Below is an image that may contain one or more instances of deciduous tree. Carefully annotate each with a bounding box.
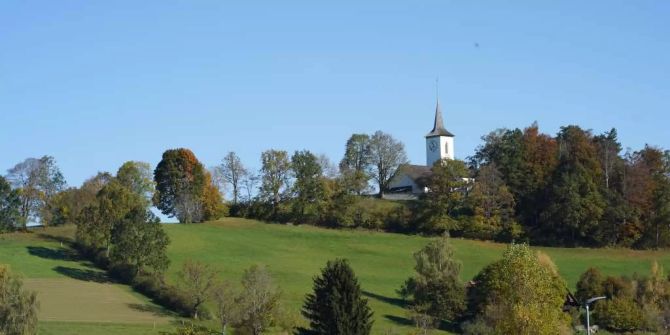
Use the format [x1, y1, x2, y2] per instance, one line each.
[154, 149, 208, 223]
[6, 156, 66, 228]
[291, 150, 324, 223]
[211, 280, 238, 335]
[467, 163, 517, 240]
[368, 131, 408, 197]
[220, 152, 247, 204]
[116, 161, 154, 205]
[0, 265, 39, 335]
[259, 150, 291, 217]
[540, 126, 605, 246]
[424, 159, 469, 232]
[466, 244, 570, 334]
[339, 134, 372, 195]
[0, 176, 21, 232]
[236, 265, 281, 335]
[178, 260, 217, 320]
[111, 208, 170, 276]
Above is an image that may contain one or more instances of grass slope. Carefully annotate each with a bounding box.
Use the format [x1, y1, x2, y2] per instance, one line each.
[0, 228, 174, 335]
[164, 218, 670, 334]
[3, 219, 668, 334]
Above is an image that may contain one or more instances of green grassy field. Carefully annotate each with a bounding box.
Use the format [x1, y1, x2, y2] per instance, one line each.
[0, 229, 175, 335]
[162, 218, 670, 334]
[2, 218, 669, 334]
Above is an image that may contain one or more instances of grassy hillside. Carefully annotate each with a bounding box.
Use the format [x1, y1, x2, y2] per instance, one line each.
[0, 228, 174, 335]
[163, 218, 670, 334]
[2, 218, 669, 334]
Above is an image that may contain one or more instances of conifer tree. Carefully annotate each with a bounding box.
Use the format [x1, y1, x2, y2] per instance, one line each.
[302, 259, 374, 335]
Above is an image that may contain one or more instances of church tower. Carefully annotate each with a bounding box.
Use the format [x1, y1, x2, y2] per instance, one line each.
[425, 99, 454, 166]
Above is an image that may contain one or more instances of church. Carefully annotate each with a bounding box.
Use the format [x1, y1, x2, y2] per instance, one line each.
[386, 99, 455, 197]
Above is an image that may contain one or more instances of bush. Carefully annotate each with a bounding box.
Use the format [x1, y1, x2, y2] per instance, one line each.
[153, 284, 198, 317]
[133, 274, 161, 296]
[602, 276, 634, 299]
[576, 267, 605, 303]
[595, 297, 644, 332]
[108, 262, 137, 283]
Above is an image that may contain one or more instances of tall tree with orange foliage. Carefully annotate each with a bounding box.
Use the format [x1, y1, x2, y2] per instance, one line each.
[154, 148, 223, 223]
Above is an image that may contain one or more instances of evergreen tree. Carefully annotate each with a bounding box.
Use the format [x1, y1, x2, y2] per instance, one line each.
[400, 235, 465, 325]
[302, 259, 374, 335]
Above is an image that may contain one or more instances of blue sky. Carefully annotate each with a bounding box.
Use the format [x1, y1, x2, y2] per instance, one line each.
[2, 1, 669, 190]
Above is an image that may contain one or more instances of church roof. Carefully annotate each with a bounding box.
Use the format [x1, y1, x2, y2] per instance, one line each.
[394, 164, 432, 187]
[425, 100, 454, 138]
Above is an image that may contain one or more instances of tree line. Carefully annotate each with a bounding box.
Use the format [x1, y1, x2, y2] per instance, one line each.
[223, 124, 669, 249]
[2, 123, 668, 250]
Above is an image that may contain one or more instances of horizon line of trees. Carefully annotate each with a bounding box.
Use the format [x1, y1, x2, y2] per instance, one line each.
[2, 123, 669, 249]
[225, 123, 669, 249]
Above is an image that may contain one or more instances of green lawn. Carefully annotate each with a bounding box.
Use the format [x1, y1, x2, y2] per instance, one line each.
[163, 218, 670, 334]
[3, 219, 669, 334]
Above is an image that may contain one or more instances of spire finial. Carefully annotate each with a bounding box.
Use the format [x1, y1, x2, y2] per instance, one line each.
[435, 76, 439, 103]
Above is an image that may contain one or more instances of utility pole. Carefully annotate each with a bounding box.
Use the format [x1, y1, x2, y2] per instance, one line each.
[584, 296, 606, 335]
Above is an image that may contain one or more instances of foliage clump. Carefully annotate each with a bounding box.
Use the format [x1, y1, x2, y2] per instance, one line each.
[463, 244, 571, 335]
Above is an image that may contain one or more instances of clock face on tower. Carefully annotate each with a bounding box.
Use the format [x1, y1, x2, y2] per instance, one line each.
[429, 140, 437, 152]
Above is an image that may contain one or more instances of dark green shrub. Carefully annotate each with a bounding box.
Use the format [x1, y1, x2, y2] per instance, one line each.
[133, 274, 160, 296]
[576, 267, 605, 303]
[108, 262, 137, 283]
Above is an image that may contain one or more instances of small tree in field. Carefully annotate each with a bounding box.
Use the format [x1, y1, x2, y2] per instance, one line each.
[302, 259, 374, 335]
[178, 260, 217, 320]
[0, 265, 39, 335]
[466, 244, 571, 334]
[236, 265, 281, 335]
[400, 234, 465, 329]
[211, 279, 238, 335]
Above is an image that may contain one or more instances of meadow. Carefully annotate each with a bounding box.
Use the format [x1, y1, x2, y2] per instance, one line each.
[162, 218, 670, 334]
[1, 218, 669, 334]
[0, 228, 174, 335]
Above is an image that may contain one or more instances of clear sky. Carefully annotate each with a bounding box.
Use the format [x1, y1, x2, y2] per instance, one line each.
[2, 1, 669, 190]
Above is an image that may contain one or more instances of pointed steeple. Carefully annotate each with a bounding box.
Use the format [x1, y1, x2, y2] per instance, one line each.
[425, 99, 454, 138]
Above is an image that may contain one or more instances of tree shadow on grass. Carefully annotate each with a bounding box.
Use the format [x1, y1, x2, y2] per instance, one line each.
[35, 232, 74, 245]
[127, 303, 178, 318]
[384, 314, 414, 326]
[27, 246, 79, 261]
[53, 266, 111, 283]
[362, 290, 407, 308]
[385, 314, 460, 333]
